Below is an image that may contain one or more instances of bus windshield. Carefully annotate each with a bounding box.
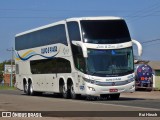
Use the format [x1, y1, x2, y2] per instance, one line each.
[81, 20, 131, 44]
[86, 47, 134, 77]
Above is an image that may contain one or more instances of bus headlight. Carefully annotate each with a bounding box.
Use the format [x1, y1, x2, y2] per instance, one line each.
[88, 86, 95, 91]
[83, 77, 96, 84]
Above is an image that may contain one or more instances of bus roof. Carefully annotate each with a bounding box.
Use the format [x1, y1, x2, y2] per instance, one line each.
[16, 16, 123, 37]
[66, 16, 122, 21]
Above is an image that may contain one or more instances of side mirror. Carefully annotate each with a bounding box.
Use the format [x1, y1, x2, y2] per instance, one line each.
[72, 41, 88, 57]
[132, 39, 143, 57]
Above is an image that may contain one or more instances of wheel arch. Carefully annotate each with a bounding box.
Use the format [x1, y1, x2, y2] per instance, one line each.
[67, 77, 78, 93]
[59, 77, 65, 86]
[28, 78, 32, 84]
[67, 78, 73, 87]
[23, 77, 28, 86]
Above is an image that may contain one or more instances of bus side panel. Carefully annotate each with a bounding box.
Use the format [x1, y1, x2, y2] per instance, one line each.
[44, 74, 58, 92]
[15, 74, 24, 90]
[15, 61, 31, 90]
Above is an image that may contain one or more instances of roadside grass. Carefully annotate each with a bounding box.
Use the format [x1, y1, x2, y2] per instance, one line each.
[0, 85, 16, 90]
[155, 79, 160, 91]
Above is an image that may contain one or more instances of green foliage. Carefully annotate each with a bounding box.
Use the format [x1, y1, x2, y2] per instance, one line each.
[0, 86, 16, 90]
[155, 77, 160, 90]
[156, 70, 160, 76]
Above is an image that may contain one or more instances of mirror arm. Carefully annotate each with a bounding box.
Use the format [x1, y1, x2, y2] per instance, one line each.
[132, 39, 143, 57]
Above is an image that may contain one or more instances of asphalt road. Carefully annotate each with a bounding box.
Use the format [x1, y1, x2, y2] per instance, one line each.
[0, 89, 160, 110]
[0, 89, 160, 120]
[94, 95, 160, 110]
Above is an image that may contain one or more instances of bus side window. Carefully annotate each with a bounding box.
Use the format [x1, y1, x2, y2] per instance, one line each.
[67, 21, 81, 41]
[73, 46, 86, 73]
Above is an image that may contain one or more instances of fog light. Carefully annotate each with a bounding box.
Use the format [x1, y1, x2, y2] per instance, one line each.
[130, 85, 135, 89]
[88, 86, 95, 91]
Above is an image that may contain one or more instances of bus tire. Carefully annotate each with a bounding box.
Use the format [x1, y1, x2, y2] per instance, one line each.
[70, 83, 81, 99]
[28, 82, 35, 96]
[110, 93, 120, 100]
[60, 83, 69, 99]
[24, 82, 29, 95]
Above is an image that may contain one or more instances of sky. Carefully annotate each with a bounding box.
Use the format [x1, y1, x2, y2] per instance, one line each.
[0, 0, 160, 62]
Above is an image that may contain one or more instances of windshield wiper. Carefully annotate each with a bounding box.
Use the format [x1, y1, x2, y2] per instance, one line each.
[106, 74, 118, 77]
[90, 71, 97, 75]
[87, 70, 97, 75]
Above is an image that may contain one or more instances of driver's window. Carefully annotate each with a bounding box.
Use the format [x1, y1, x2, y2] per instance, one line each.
[77, 55, 86, 72]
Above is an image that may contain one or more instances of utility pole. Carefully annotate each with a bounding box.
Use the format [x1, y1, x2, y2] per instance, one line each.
[7, 47, 14, 87]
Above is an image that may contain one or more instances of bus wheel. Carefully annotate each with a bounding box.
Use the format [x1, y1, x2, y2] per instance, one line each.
[24, 82, 29, 95]
[61, 84, 69, 99]
[29, 82, 34, 96]
[70, 83, 81, 99]
[110, 93, 120, 100]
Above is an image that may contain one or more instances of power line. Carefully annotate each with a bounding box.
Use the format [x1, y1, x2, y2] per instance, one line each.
[125, 14, 160, 18]
[143, 42, 160, 47]
[126, 0, 160, 22]
[1, 14, 160, 19]
[0, 16, 65, 19]
[141, 39, 160, 44]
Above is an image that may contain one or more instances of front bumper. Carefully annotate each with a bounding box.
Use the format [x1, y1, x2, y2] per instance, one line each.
[85, 81, 135, 96]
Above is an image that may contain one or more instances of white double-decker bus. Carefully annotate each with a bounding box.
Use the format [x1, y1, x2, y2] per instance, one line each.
[15, 17, 142, 100]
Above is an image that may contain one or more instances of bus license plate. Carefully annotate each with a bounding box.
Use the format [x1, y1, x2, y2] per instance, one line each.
[109, 89, 118, 92]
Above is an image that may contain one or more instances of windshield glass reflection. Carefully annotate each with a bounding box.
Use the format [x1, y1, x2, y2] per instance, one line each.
[86, 47, 134, 77]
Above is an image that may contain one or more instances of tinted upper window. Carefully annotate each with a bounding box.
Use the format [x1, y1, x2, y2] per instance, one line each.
[67, 22, 81, 41]
[15, 24, 67, 50]
[80, 20, 131, 44]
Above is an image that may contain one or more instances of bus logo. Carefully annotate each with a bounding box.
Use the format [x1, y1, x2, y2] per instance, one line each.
[41, 46, 57, 54]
